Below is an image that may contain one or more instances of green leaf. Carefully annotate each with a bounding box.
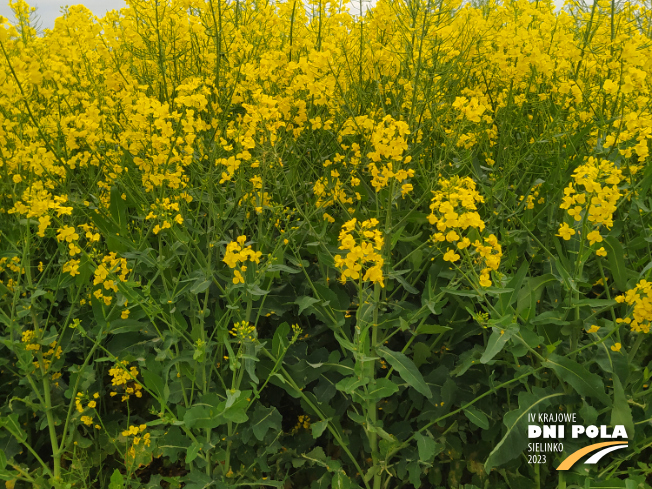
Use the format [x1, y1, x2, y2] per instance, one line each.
[407, 459, 422, 488]
[0, 415, 26, 442]
[580, 399, 598, 425]
[109, 469, 124, 489]
[496, 261, 529, 314]
[243, 480, 285, 488]
[485, 389, 564, 472]
[416, 324, 451, 335]
[603, 236, 628, 292]
[331, 471, 351, 489]
[295, 296, 320, 315]
[189, 279, 212, 294]
[413, 432, 439, 463]
[376, 346, 431, 398]
[336, 376, 368, 394]
[463, 406, 489, 430]
[543, 354, 612, 406]
[611, 375, 634, 440]
[142, 369, 167, 403]
[390, 270, 419, 294]
[251, 405, 282, 441]
[311, 419, 330, 439]
[572, 298, 617, 307]
[412, 342, 431, 368]
[365, 378, 399, 401]
[441, 287, 481, 297]
[272, 322, 290, 358]
[109, 186, 128, 235]
[516, 274, 557, 320]
[480, 326, 517, 364]
[183, 405, 222, 430]
[223, 390, 249, 423]
[186, 442, 201, 464]
[267, 264, 300, 274]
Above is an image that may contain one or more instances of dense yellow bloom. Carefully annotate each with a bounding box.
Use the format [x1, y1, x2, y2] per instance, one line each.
[558, 158, 623, 253]
[109, 361, 143, 401]
[222, 235, 263, 285]
[334, 219, 385, 287]
[428, 177, 500, 287]
[616, 281, 652, 334]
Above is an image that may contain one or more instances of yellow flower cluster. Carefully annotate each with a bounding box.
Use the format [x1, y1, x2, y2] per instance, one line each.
[451, 96, 489, 123]
[557, 158, 623, 256]
[368, 161, 415, 195]
[239, 174, 274, 216]
[0, 256, 23, 274]
[56, 225, 81, 256]
[109, 361, 143, 402]
[333, 218, 385, 287]
[230, 321, 257, 342]
[427, 176, 501, 287]
[8, 182, 72, 238]
[145, 195, 191, 235]
[37, 341, 63, 372]
[21, 329, 42, 351]
[313, 173, 355, 209]
[427, 176, 486, 234]
[222, 235, 263, 285]
[75, 392, 99, 413]
[291, 415, 311, 433]
[122, 424, 151, 447]
[616, 280, 652, 334]
[92, 253, 131, 306]
[0, 256, 24, 292]
[519, 183, 545, 210]
[21, 329, 62, 371]
[80, 415, 95, 427]
[366, 117, 414, 193]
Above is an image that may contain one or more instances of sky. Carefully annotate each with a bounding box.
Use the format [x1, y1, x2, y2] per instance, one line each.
[0, 0, 127, 30]
[0, 0, 565, 32]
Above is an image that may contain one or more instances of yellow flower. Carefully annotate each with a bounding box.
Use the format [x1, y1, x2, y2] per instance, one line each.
[479, 273, 492, 287]
[596, 247, 607, 257]
[556, 223, 575, 241]
[611, 343, 622, 352]
[443, 249, 460, 262]
[233, 270, 245, 284]
[586, 325, 600, 333]
[587, 230, 603, 246]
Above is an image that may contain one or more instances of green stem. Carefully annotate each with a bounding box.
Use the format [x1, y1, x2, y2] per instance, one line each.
[38, 356, 61, 482]
[369, 283, 381, 489]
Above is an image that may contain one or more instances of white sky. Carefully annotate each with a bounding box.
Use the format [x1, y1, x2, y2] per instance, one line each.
[0, 0, 127, 30]
[0, 0, 565, 32]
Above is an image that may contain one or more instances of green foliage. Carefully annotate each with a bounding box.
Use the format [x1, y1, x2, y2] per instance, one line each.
[0, 0, 652, 487]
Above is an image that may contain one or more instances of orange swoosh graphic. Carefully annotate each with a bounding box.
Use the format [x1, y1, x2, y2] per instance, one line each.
[557, 442, 628, 470]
